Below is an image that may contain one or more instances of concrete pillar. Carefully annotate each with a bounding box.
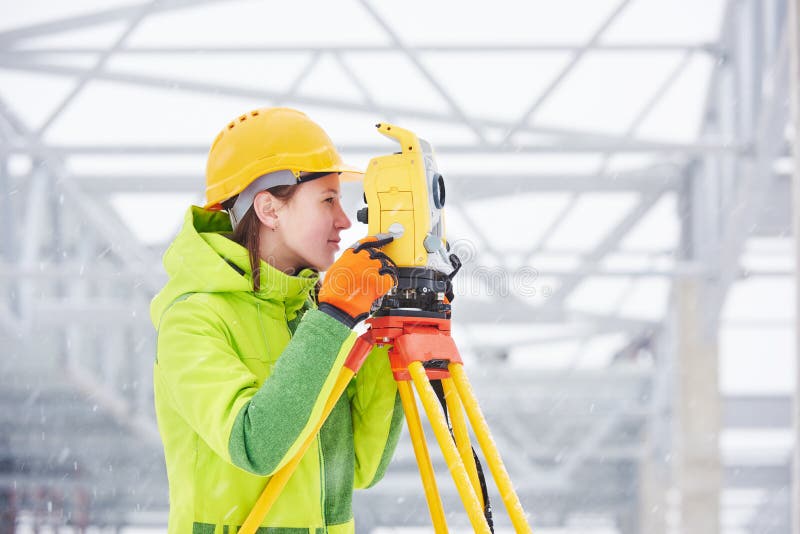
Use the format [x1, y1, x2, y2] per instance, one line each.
[639, 448, 667, 534]
[640, 324, 674, 534]
[673, 278, 722, 534]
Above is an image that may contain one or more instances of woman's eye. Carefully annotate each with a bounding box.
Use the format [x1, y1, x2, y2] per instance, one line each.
[325, 197, 335, 204]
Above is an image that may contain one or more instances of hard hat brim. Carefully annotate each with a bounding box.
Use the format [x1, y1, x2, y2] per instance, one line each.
[203, 164, 364, 211]
[339, 165, 365, 182]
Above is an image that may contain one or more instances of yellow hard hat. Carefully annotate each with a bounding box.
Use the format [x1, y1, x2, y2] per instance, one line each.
[204, 107, 362, 210]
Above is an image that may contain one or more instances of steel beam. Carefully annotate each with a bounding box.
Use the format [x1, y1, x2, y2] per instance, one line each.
[356, 0, 487, 143]
[501, 0, 633, 143]
[534, 187, 668, 319]
[0, 0, 226, 46]
[2, 44, 722, 55]
[789, 1, 800, 533]
[274, 50, 322, 107]
[33, 2, 156, 137]
[0, 97, 162, 290]
[11, 169, 681, 196]
[597, 51, 694, 174]
[332, 52, 397, 122]
[724, 396, 793, 429]
[2, 140, 737, 155]
[712, 26, 790, 318]
[0, 57, 744, 154]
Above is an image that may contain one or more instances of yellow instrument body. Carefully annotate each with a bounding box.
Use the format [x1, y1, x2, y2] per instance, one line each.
[363, 123, 451, 272]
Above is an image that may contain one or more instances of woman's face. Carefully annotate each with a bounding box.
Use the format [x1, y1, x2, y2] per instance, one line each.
[270, 173, 352, 272]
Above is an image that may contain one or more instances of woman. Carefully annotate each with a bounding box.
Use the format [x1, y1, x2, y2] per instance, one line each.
[150, 107, 404, 533]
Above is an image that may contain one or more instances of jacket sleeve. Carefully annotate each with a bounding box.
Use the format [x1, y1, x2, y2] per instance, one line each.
[349, 344, 404, 489]
[155, 298, 357, 476]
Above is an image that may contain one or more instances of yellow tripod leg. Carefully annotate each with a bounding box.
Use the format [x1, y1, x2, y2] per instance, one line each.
[441, 377, 484, 510]
[397, 380, 448, 534]
[449, 363, 533, 534]
[408, 361, 491, 534]
[239, 368, 355, 534]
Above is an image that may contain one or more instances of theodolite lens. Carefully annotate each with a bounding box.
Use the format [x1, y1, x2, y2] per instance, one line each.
[433, 173, 445, 209]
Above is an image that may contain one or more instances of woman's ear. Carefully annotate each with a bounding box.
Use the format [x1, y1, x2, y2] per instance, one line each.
[252, 191, 280, 230]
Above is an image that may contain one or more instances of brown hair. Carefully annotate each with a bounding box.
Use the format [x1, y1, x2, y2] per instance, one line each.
[225, 185, 298, 292]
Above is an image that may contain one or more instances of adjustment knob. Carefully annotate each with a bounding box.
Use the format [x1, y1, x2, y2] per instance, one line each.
[356, 207, 369, 224]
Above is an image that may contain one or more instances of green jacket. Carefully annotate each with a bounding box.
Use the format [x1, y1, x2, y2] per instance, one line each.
[151, 207, 403, 534]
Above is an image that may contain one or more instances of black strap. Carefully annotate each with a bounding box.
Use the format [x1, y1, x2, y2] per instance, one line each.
[317, 302, 358, 329]
[297, 171, 332, 183]
[225, 259, 246, 276]
[429, 379, 494, 533]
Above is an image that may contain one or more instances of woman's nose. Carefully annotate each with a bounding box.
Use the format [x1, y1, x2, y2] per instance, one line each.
[337, 205, 352, 230]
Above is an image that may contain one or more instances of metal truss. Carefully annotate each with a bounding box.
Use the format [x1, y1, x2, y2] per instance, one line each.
[0, 0, 794, 532]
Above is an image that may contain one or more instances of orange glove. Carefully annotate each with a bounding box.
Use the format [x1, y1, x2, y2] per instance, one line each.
[318, 234, 399, 327]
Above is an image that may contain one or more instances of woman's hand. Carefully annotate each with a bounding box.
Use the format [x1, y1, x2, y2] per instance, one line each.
[317, 234, 399, 327]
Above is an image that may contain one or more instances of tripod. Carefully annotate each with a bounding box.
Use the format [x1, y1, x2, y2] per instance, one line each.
[240, 278, 533, 534]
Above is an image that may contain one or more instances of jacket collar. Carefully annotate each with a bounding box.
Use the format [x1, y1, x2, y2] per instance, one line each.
[201, 231, 318, 318]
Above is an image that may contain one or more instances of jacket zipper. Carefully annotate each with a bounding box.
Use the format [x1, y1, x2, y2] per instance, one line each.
[317, 437, 327, 533]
